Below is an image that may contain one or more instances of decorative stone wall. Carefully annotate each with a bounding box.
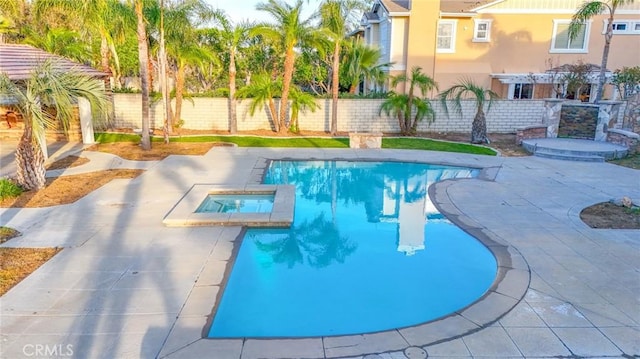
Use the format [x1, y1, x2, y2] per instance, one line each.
[516, 125, 547, 145]
[558, 103, 599, 140]
[621, 93, 640, 133]
[349, 132, 383, 148]
[597, 101, 623, 141]
[542, 99, 564, 138]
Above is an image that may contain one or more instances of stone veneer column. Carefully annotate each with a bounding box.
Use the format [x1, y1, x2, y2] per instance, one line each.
[596, 101, 623, 141]
[622, 93, 640, 132]
[543, 98, 564, 138]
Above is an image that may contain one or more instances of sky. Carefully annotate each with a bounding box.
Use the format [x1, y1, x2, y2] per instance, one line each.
[205, 0, 323, 23]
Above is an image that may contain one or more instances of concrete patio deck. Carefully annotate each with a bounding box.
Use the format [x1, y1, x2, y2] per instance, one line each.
[0, 146, 638, 358]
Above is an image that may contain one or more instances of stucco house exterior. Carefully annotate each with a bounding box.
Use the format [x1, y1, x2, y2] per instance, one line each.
[359, 0, 640, 101]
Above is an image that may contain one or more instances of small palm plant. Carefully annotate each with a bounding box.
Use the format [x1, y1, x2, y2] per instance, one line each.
[379, 67, 437, 135]
[235, 72, 282, 132]
[288, 87, 319, 133]
[0, 61, 109, 190]
[439, 79, 499, 144]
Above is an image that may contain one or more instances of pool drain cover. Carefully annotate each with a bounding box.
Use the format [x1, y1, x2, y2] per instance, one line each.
[404, 346, 428, 359]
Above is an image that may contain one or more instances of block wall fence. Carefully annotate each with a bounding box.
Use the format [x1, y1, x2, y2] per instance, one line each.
[111, 94, 622, 134]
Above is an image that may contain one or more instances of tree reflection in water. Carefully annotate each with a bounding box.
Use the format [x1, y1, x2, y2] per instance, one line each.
[252, 213, 356, 269]
[256, 161, 439, 267]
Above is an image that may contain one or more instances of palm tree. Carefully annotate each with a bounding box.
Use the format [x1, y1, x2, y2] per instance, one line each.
[235, 72, 283, 132]
[288, 86, 319, 133]
[254, 0, 323, 133]
[151, 0, 214, 139]
[341, 38, 390, 94]
[384, 66, 437, 135]
[320, 0, 342, 135]
[132, 0, 151, 150]
[319, 0, 371, 134]
[569, 0, 635, 102]
[33, 0, 132, 87]
[380, 93, 435, 135]
[439, 79, 499, 144]
[212, 14, 253, 134]
[24, 28, 90, 62]
[0, 0, 29, 43]
[0, 62, 109, 190]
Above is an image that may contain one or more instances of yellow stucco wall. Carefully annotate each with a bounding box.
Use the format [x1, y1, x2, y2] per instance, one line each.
[392, 0, 640, 98]
[405, 0, 441, 96]
[390, 17, 409, 72]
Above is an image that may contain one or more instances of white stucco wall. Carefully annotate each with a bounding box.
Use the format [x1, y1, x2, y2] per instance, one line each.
[113, 94, 554, 134]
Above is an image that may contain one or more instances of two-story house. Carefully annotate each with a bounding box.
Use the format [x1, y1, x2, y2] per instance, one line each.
[360, 0, 640, 101]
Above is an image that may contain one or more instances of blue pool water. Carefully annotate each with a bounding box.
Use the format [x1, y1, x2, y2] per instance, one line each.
[196, 194, 274, 213]
[208, 161, 497, 338]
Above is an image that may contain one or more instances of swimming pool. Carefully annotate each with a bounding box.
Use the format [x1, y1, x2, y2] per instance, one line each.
[208, 160, 497, 338]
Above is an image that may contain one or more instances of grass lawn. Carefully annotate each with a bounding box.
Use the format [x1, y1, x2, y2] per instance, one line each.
[95, 133, 497, 155]
[382, 137, 496, 155]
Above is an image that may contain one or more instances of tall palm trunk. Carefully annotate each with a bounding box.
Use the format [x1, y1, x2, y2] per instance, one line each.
[596, 15, 614, 102]
[330, 41, 340, 135]
[398, 112, 406, 134]
[268, 98, 280, 132]
[159, 4, 171, 142]
[471, 109, 488, 144]
[100, 33, 111, 86]
[100, 32, 116, 124]
[228, 49, 237, 134]
[135, 0, 151, 150]
[174, 64, 186, 130]
[279, 48, 295, 133]
[15, 119, 46, 190]
[406, 90, 414, 134]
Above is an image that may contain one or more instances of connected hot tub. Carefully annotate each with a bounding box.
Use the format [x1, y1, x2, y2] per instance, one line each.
[163, 184, 295, 228]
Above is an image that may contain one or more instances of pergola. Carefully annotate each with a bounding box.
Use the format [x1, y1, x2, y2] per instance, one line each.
[491, 64, 612, 85]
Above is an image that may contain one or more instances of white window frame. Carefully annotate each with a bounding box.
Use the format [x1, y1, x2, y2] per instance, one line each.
[436, 20, 457, 53]
[507, 83, 535, 100]
[473, 19, 492, 42]
[550, 19, 590, 54]
[602, 19, 640, 35]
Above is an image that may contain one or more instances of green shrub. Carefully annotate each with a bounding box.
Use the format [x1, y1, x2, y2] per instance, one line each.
[0, 178, 23, 200]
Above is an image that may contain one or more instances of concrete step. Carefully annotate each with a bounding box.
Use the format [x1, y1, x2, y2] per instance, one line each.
[522, 138, 629, 161]
[533, 149, 604, 162]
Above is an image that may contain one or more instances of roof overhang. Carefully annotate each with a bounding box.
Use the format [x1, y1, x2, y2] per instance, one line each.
[378, 0, 410, 17]
[440, 12, 476, 18]
[0, 44, 108, 81]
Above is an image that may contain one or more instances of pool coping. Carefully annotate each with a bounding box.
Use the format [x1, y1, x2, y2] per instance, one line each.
[159, 156, 531, 359]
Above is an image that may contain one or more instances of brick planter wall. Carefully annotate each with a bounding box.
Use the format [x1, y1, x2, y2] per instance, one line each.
[607, 129, 640, 155]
